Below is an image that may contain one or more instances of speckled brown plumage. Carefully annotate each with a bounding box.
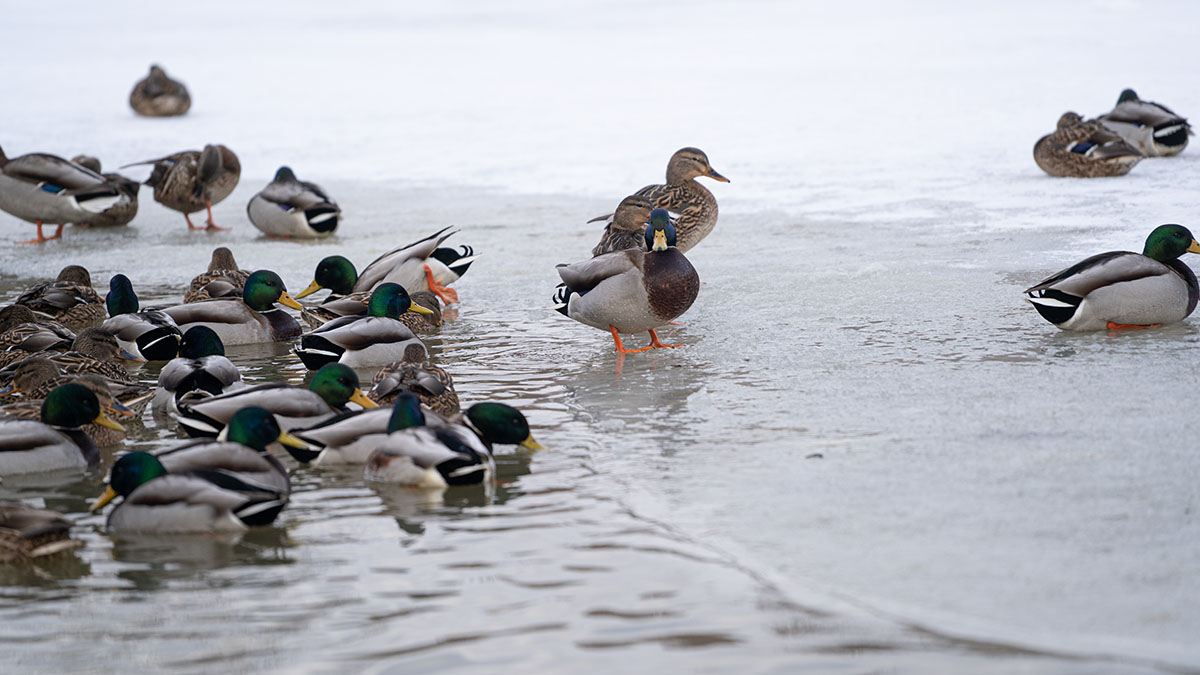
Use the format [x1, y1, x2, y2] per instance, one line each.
[1033, 112, 1143, 178]
[140, 145, 240, 226]
[2, 372, 130, 446]
[13, 266, 106, 329]
[628, 147, 728, 253]
[184, 247, 253, 303]
[129, 65, 191, 117]
[368, 345, 459, 416]
[0, 502, 83, 563]
[591, 195, 655, 256]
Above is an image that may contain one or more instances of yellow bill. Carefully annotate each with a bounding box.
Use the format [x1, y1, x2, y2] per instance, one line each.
[90, 485, 118, 512]
[277, 430, 315, 451]
[652, 229, 669, 252]
[93, 410, 126, 432]
[277, 291, 304, 310]
[294, 280, 323, 299]
[349, 389, 379, 409]
[1188, 239, 1200, 254]
[520, 434, 546, 451]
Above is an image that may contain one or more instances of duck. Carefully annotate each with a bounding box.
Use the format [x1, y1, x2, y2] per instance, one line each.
[0, 383, 124, 475]
[128, 65, 191, 117]
[1026, 224, 1200, 331]
[345, 227, 479, 305]
[161, 270, 303, 346]
[293, 283, 431, 370]
[67, 156, 140, 227]
[0, 327, 139, 390]
[154, 326, 244, 414]
[13, 265, 106, 329]
[0, 501, 84, 562]
[124, 144, 240, 230]
[101, 274, 181, 361]
[247, 167, 342, 238]
[590, 195, 655, 256]
[1033, 112, 1143, 177]
[0, 305, 74, 355]
[1, 364, 134, 446]
[174, 362, 376, 440]
[295, 255, 443, 330]
[1096, 89, 1192, 157]
[362, 393, 492, 486]
[555, 208, 700, 353]
[0, 146, 123, 243]
[590, 147, 728, 253]
[184, 247, 253, 303]
[368, 344, 459, 416]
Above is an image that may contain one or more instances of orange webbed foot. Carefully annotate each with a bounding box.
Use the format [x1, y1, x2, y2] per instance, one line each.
[424, 264, 460, 305]
[647, 329, 684, 349]
[1106, 322, 1161, 330]
[609, 326, 650, 353]
[18, 222, 61, 244]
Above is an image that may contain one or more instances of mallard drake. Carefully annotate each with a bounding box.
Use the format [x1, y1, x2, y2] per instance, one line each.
[0, 501, 84, 562]
[293, 283, 431, 370]
[0, 383, 124, 475]
[67, 156, 139, 227]
[161, 270, 303, 345]
[2, 366, 134, 446]
[295, 256, 442, 330]
[101, 274, 181, 361]
[184, 247, 253, 303]
[555, 209, 699, 353]
[154, 326, 244, 413]
[1034, 112, 1143, 177]
[1026, 224, 1200, 330]
[174, 362, 375, 439]
[368, 344, 459, 415]
[590, 148, 728, 253]
[247, 167, 342, 239]
[125, 144, 240, 230]
[1096, 89, 1192, 157]
[363, 393, 492, 486]
[129, 65, 191, 117]
[0, 305, 74, 355]
[345, 227, 479, 305]
[14, 265, 106, 328]
[591, 195, 655, 256]
[0, 146, 124, 243]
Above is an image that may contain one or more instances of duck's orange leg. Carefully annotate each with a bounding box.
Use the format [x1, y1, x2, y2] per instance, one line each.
[185, 212, 204, 230]
[609, 326, 650, 353]
[204, 201, 229, 231]
[18, 220, 62, 244]
[1106, 322, 1161, 330]
[423, 264, 459, 305]
[647, 329, 684, 349]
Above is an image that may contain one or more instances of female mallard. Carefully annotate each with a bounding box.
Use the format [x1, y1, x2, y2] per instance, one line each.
[0, 305, 74, 356]
[343, 227, 478, 305]
[2, 365, 134, 446]
[67, 156, 139, 227]
[293, 283, 431, 370]
[184, 247, 253, 303]
[590, 147, 728, 253]
[14, 265, 106, 328]
[1033, 112, 1143, 177]
[101, 274, 181, 361]
[161, 270, 303, 345]
[0, 501, 83, 562]
[0, 146, 123, 243]
[247, 167, 342, 239]
[555, 209, 699, 353]
[174, 362, 375, 439]
[296, 256, 442, 330]
[125, 144, 240, 230]
[368, 344, 459, 416]
[1026, 224, 1200, 330]
[591, 195, 655, 256]
[0, 383, 124, 475]
[0, 327, 139, 390]
[129, 65, 191, 117]
[1096, 89, 1192, 157]
[154, 326, 244, 414]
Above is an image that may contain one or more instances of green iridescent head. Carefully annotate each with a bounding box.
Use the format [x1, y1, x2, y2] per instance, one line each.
[106, 274, 139, 317]
[296, 256, 358, 298]
[274, 166, 297, 182]
[107, 451, 168, 498]
[368, 283, 417, 319]
[243, 270, 302, 312]
[645, 208, 677, 251]
[386, 392, 427, 433]
[1142, 224, 1200, 262]
[466, 402, 543, 449]
[179, 326, 226, 358]
[41, 383, 123, 432]
[309, 363, 375, 409]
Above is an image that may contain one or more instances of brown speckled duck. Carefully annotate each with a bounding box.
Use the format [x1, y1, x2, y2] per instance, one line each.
[13, 266, 106, 329]
[184, 247, 253, 303]
[590, 195, 655, 256]
[1034, 112, 1143, 177]
[367, 344, 459, 416]
[129, 65, 191, 117]
[125, 144, 240, 230]
[0, 501, 84, 562]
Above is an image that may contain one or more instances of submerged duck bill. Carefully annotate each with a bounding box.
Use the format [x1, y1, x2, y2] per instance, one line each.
[408, 302, 435, 315]
[117, 347, 147, 362]
[520, 434, 545, 451]
[1189, 240, 1200, 254]
[350, 389, 379, 409]
[93, 410, 126, 432]
[706, 167, 730, 183]
[90, 485, 118, 512]
[294, 280, 323, 299]
[277, 291, 304, 310]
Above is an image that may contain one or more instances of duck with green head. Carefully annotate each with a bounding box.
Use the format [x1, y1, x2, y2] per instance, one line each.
[247, 166, 342, 239]
[0, 383, 124, 475]
[101, 274, 182, 361]
[154, 326, 245, 414]
[162, 269, 303, 345]
[295, 256, 443, 331]
[174, 362, 376, 439]
[294, 283, 431, 370]
[1026, 224, 1200, 330]
[555, 208, 700, 353]
[329, 226, 478, 306]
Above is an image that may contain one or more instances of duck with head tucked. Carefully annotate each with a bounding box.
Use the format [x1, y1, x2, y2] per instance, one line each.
[556, 208, 699, 353]
[247, 166, 342, 238]
[184, 247, 253, 303]
[161, 270, 303, 345]
[124, 144, 240, 230]
[101, 274, 181, 361]
[13, 265, 106, 329]
[67, 155, 140, 227]
[1034, 112, 1143, 177]
[129, 65, 191, 117]
[590, 147, 729, 253]
[1026, 224, 1200, 330]
[0, 146, 124, 243]
[0, 501, 84, 562]
[1096, 89, 1192, 157]
[154, 326, 244, 414]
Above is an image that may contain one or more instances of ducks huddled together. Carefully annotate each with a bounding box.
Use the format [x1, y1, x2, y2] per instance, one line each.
[1034, 89, 1192, 178]
[0, 233, 546, 539]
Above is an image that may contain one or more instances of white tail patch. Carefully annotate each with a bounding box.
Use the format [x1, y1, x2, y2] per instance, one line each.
[1027, 296, 1073, 308]
[75, 194, 122, 213]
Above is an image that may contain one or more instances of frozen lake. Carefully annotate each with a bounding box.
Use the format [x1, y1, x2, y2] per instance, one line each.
[1, 1, 1198, 672]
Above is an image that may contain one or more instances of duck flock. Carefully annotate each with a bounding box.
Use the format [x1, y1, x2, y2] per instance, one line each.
[0, 66, 732, 553]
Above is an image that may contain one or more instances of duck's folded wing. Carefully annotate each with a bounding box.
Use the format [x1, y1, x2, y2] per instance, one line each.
[1025, 251, 1166, 297]
[355, 227, 456, 291]
[162, 300, 251, 326]
[3, 154, 104, 188]
[311, 316, 420, 351]
[556, 251, 641, 293]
